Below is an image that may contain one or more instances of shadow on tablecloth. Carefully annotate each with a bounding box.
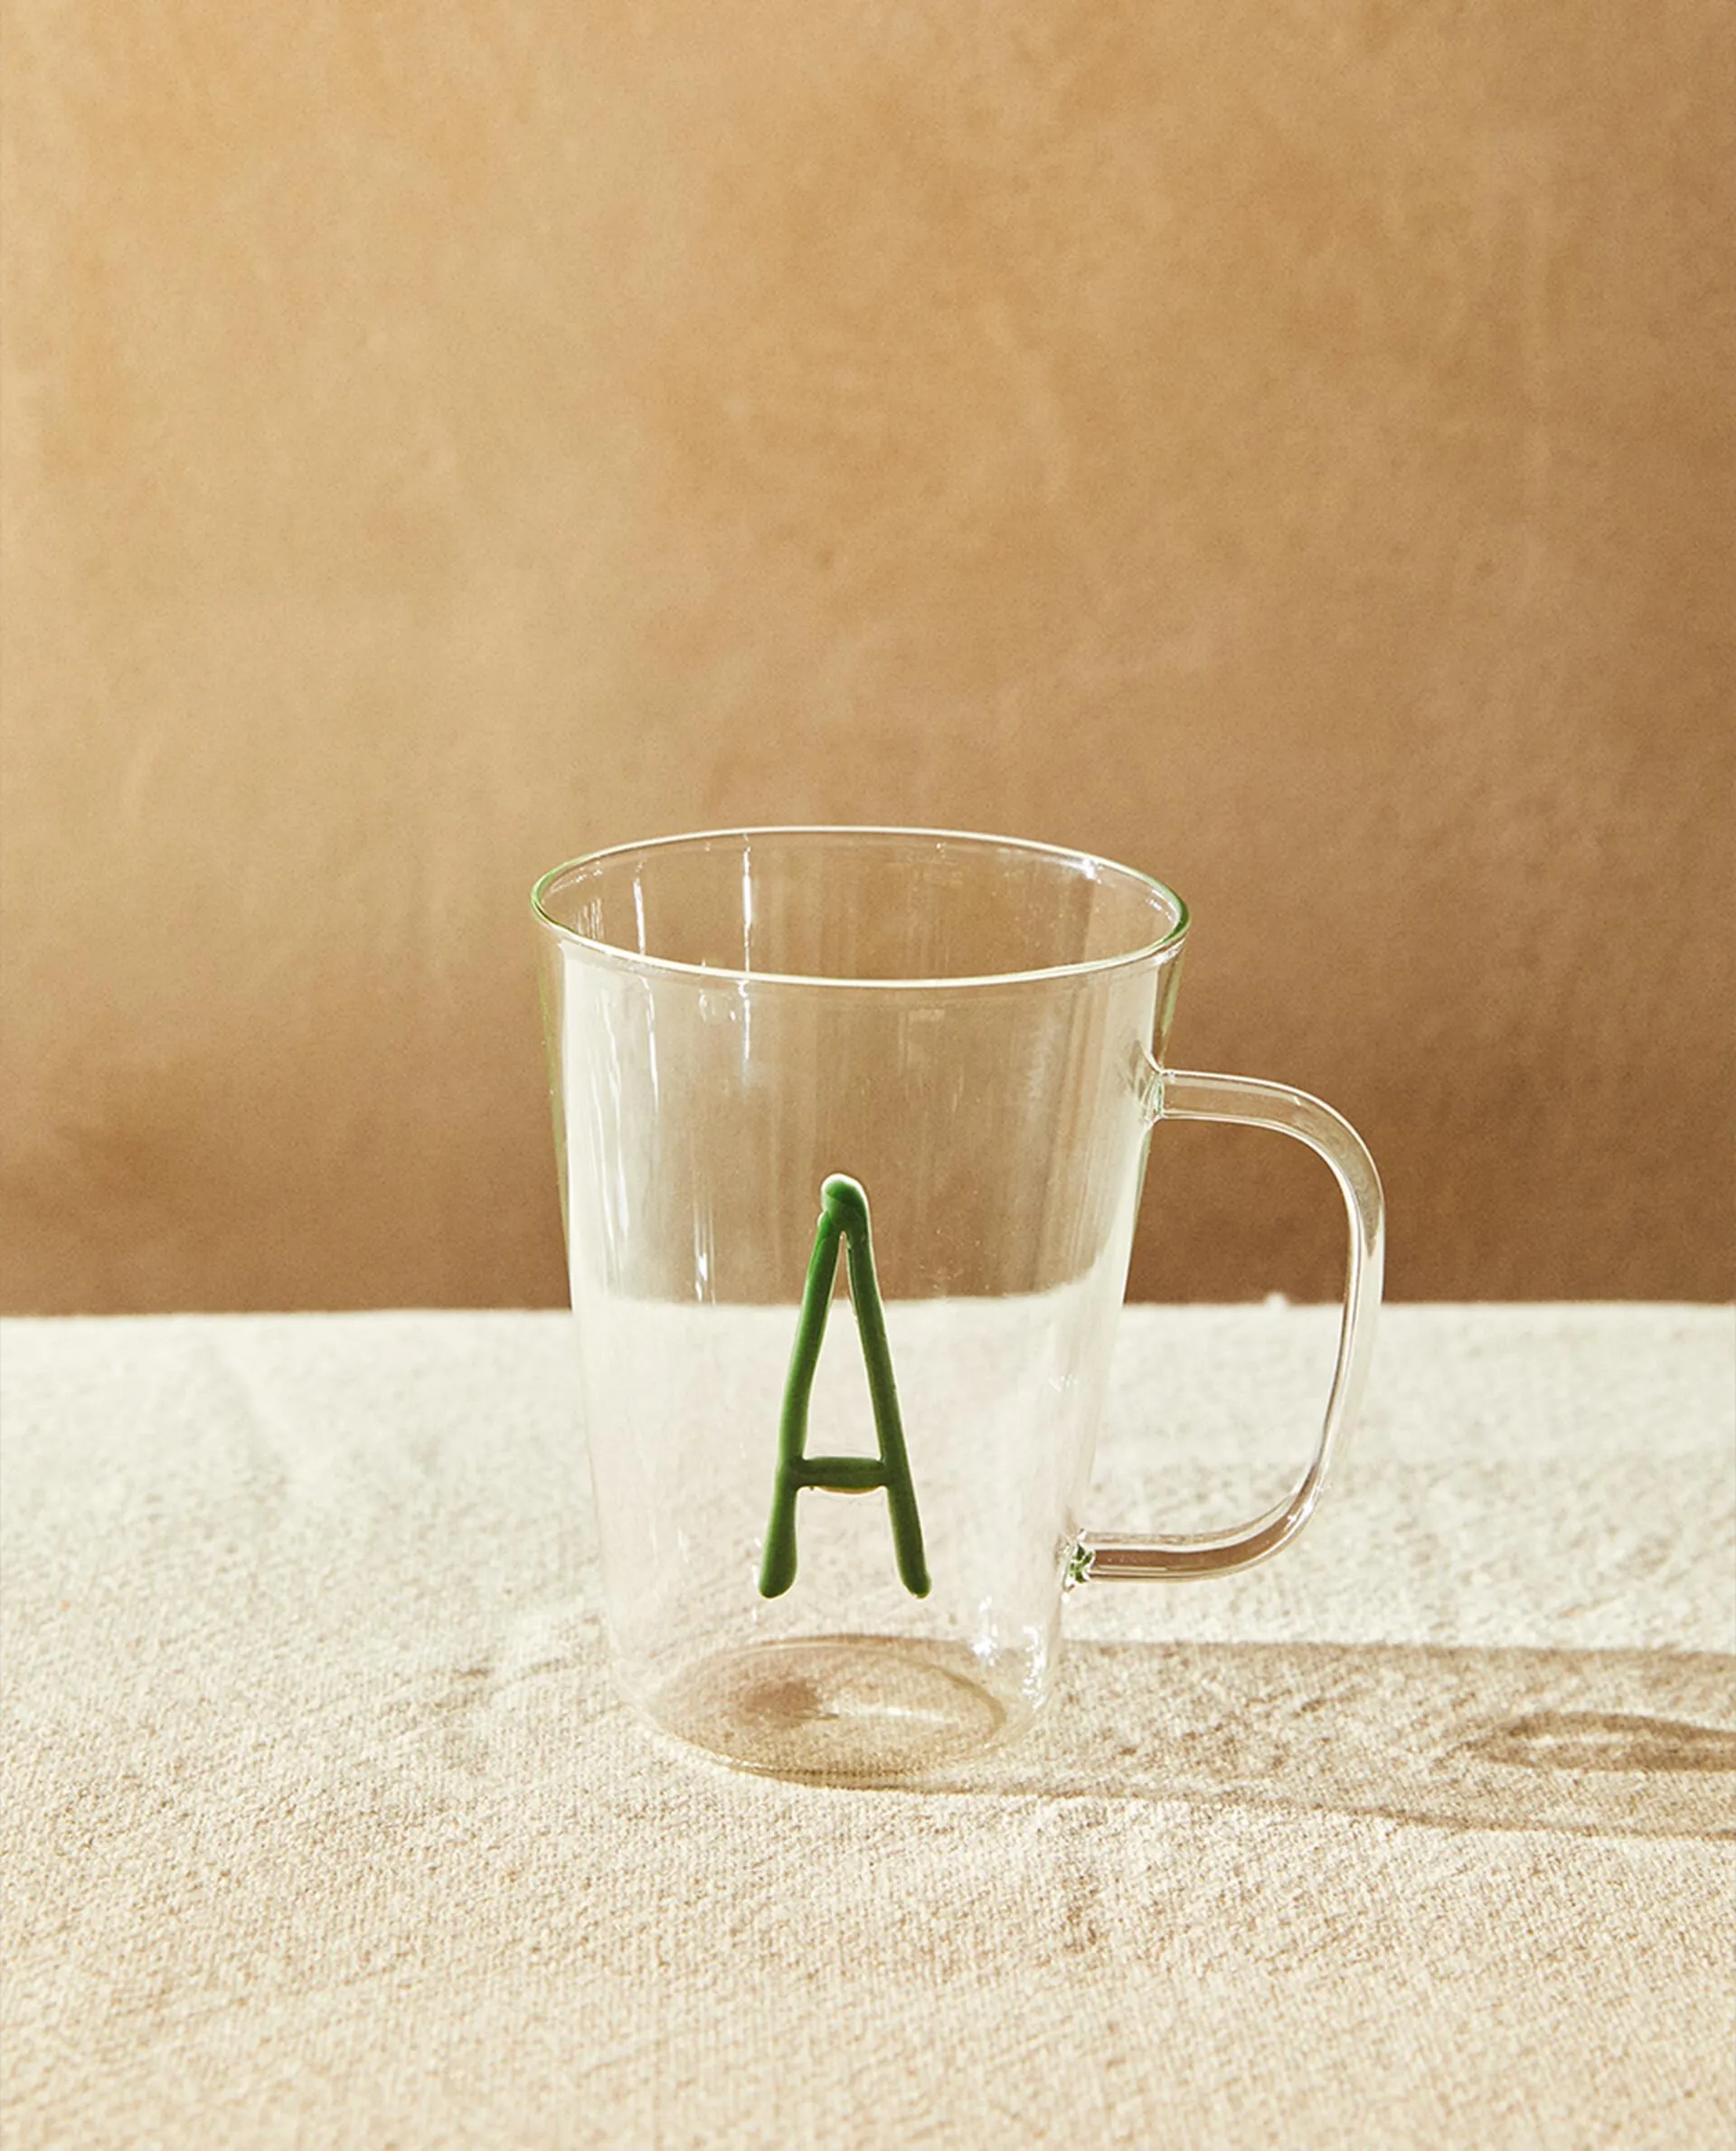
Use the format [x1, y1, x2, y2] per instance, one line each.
[906, 1642, 1736, 1840]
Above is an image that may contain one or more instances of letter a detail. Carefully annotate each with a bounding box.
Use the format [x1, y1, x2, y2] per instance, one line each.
[758, 1175, 930, 1599]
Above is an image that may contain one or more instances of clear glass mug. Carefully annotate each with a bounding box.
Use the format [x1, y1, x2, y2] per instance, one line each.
[533, 827, 1383, 1783]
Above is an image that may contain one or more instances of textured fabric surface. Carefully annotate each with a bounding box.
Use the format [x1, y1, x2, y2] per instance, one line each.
[3, 1304, 1732, 2147]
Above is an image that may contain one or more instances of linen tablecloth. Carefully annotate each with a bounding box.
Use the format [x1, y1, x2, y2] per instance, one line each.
[3, 1304, 1732, 2146]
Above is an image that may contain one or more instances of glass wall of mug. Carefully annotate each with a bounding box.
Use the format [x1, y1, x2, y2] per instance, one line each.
[533, 829, 1189, 1781]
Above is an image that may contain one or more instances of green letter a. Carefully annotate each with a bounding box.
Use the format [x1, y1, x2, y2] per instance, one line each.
[758, 1175, 929, 1599]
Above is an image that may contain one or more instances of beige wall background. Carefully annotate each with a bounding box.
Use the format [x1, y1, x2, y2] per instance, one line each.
[2, 2, 1731, 1313]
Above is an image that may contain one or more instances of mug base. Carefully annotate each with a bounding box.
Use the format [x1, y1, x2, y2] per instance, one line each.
[646, 1634, 1024, 1784]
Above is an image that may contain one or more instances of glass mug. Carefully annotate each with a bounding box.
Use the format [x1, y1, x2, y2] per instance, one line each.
[533, 827, 1383, 1784]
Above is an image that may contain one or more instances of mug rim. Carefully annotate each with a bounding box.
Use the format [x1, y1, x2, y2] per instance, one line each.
[530, 824, 1190, 990]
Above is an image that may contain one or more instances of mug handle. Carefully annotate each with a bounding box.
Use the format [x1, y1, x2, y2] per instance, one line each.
[1077, 1067, 1385, 1582]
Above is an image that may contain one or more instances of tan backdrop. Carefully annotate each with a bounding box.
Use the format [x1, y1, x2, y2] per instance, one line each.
[2, 2, 1731, 1313]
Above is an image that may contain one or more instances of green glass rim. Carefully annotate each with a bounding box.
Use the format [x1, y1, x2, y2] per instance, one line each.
[530, 824, 1191, 990]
